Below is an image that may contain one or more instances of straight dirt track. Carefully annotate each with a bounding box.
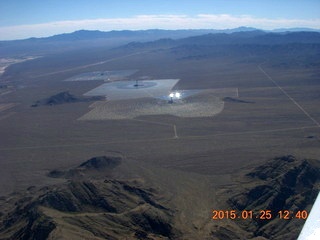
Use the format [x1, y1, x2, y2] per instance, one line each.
[259, 65, 320, 128]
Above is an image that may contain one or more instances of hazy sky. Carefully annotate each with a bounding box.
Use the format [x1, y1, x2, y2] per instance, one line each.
[1, 0, 320, 40]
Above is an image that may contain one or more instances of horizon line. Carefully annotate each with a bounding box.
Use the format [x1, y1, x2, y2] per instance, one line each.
[1, 14, 320, 41]
[2, 26, 320, 41]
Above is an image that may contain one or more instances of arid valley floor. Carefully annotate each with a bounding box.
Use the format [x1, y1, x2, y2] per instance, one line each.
[0, 31, 320, 239]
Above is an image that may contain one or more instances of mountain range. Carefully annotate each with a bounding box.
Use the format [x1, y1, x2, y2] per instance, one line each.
[1, 27, 320, 57]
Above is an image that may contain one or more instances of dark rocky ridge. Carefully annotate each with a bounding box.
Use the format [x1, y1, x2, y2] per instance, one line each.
[79, 156, 122, 169]
[225, 155, 320, 239]
[223, 97, 255, 104]
[0, 179, 178, 239]
[1, 202, 56, 240]
[48, 156, 122, 179]
[1, 155, 319, 239]
[31, 91, 104, 107]
[0, 156, 179, 239]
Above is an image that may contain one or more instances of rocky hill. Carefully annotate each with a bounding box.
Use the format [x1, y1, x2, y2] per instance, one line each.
[221, 155, 320, 240]
[0, 155, 319, 239]
[0, 156, 179, 239]
[31, 91, 104, 107]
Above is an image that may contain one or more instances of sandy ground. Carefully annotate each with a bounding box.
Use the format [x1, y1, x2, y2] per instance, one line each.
[0, 57, 39, 76]
[0, 40, 319, 239]
[0, 103, 18, 113]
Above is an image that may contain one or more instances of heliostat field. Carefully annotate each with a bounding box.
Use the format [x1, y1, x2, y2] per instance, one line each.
[63, 70, 239, 119]
[83, 79, 180, 101]
[65, 70, 138, 82]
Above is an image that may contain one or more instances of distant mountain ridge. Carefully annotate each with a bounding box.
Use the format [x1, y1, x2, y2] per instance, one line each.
[1, 27, 320, 57]
[1, 27, 258, 42]
[178, 31, 320, 45]
[3, 27, 320, 43]
[272, 27, 320, 32]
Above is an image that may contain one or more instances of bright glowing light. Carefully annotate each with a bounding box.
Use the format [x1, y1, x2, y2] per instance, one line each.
[175, 92, 181, 98]
[169, 93, 174, 98]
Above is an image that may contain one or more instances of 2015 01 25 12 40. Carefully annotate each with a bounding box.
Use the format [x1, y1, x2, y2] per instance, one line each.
[212, 210, 308, 220]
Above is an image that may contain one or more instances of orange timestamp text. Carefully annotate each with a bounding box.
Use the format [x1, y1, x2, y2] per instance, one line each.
[212, 210, 308, 220]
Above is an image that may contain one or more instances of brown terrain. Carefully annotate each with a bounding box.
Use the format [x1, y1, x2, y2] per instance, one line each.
[0, 31, 319, 239]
